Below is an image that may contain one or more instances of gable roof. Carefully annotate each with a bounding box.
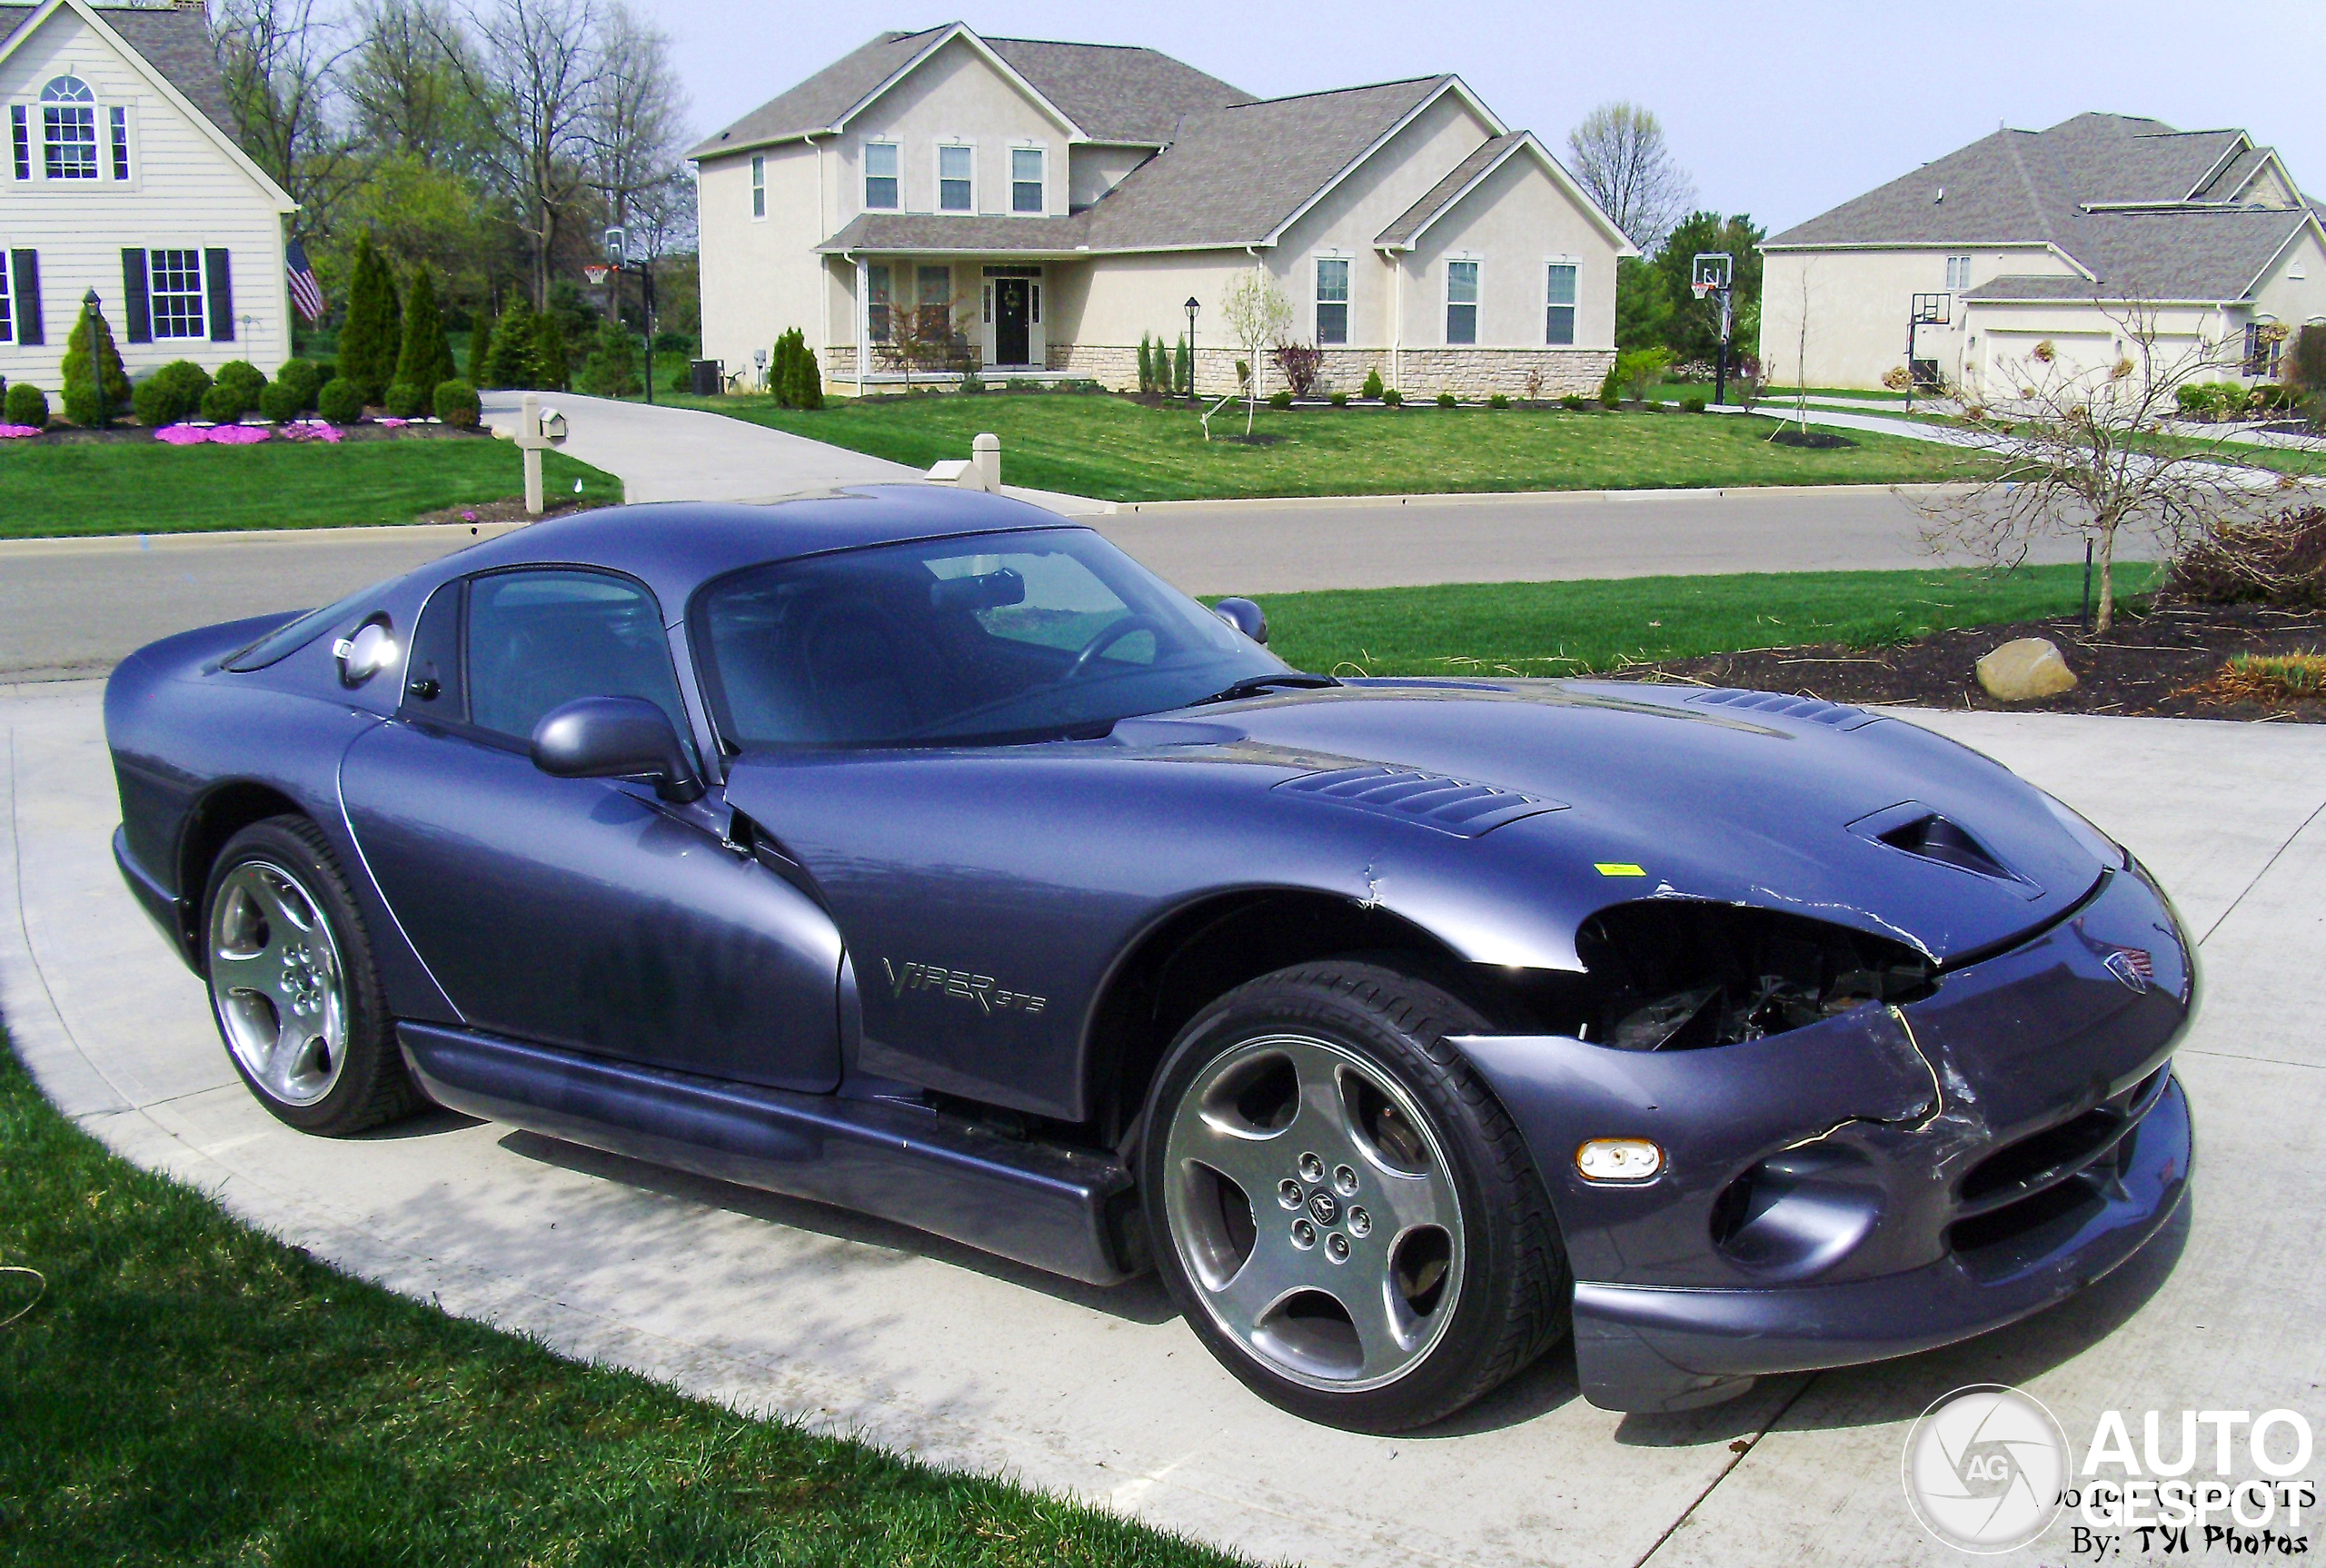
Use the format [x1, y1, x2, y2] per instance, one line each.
[691, 23, 1248, 159]
[0, 0, 234, 129]
[1373, 129, 1635, 254]
[0, 0, 293, 209]
[1766, 111, 2316, 303]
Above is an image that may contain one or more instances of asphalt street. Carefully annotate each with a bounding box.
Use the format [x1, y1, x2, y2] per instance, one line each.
[6, 680, 2318, 1567]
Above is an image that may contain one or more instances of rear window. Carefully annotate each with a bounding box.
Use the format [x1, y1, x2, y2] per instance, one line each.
[220, 588, 379, 671]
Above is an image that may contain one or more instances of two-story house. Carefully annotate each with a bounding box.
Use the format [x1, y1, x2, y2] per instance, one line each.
[692, 24, 1631, 399]
[1760, 113, 2326, 392]
[2, 0, 295, 399]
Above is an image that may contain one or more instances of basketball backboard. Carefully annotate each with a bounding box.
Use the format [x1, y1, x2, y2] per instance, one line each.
[1691, 253, 1733, 294]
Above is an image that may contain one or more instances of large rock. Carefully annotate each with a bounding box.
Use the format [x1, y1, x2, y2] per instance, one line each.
[1976, 637, 2078, 701]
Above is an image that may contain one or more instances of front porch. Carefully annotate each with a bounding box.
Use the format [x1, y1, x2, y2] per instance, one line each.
[828, 253, 1069, 394]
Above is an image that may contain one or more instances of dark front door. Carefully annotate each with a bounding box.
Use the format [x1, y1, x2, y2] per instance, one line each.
[995, 278, 1029, 366]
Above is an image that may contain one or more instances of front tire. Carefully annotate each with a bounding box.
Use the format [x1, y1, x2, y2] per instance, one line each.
[1140, 960, 1569, 1432]
[203, 815, 414, 1136]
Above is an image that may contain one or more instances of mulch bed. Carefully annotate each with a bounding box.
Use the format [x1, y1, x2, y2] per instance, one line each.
[1605, 601, 2326, 723]
[410, 495, 614, 527]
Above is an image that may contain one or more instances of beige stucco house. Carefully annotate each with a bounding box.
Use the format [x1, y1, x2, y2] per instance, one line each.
[691, 24, 1631, 398]
[1760, 113, 2326, 392]
[2, 0, 297, 396]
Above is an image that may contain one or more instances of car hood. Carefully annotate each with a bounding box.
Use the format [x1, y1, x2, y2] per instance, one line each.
[1136, 679, 2110, 964]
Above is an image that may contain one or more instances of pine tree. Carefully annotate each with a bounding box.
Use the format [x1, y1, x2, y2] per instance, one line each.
[483, 298, 535, 388]
[768, 330, 797, 407]
[336, 236, 399, 404]
[578, 318, 640, 397]
[787, 329, 823, 410]
[60, 300, 132, 426]
[393, 268, 457, 414]
[466, 309, 494, 386]
[529, 308, 570, 392]
[1175, 333, 1193, 397]
[1137, 333, 1154, 393]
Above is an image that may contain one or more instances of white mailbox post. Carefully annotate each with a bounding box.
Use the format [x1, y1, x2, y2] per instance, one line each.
[502, 392, 569, 515]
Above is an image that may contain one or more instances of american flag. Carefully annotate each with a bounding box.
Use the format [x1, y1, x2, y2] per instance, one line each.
[285, 236, 325, 322]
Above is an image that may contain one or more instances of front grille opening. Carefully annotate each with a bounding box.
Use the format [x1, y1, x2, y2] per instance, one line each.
[1949, 1173, 2104, 1257]
[1960, 1107, 2122, 1205]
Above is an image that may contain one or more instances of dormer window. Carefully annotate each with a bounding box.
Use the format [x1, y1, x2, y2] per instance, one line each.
[41, 75, 97, 181]
[863, 140, 898, 210]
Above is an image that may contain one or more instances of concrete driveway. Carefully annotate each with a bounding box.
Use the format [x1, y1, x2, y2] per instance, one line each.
[5, 679, 2319, 1567]
[479, 389, 917, 501]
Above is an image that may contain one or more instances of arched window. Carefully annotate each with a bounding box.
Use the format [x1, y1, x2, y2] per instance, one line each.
[41, 74, 97, 181]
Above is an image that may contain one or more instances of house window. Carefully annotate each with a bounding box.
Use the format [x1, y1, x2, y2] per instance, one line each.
[1313, 256, 1349, 345]
[41, 76, 97, 181]
[1010, 147, 1043, 213]
[0, 256, 12, 342]
[109, 105, 129, 181]
[12, 105, 30, 181]
[1545, 262, 1577, 345]
[867, 263, 890, 342]
[148, 249, 204, 338]
[939, 144, 972, 212]
[2243, 323, 2281, 378]
[750, 154, 764, 218]
[1446, 259, 1478, 345]
[1944, 254, 1972, 291]
[917, 264, 951, 338]
[862, 141, 897, 210]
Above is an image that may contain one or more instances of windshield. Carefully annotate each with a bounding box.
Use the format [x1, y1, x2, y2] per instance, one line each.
[691, 527, 1288, 750]
[220, 587, 380, 671]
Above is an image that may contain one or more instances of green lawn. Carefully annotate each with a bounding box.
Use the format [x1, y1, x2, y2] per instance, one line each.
[0, 438, 621, 540]
[668, 391, 1976, 502]
[0, 1033, 1241, 1567]
[1255, 561, 2160, 678]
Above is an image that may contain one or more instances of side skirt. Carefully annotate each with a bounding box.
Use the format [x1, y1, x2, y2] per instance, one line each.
[398, 1022, 1138, 1285]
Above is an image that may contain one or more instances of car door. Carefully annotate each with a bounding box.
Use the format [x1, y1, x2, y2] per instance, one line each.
[342, 566, 842, 1092]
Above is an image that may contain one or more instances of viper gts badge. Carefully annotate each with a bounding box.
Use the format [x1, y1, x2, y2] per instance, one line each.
[883, 958, 1047, 1015]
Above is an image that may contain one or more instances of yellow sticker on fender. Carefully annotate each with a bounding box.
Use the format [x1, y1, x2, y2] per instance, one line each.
[1595, 862, 1647, 877]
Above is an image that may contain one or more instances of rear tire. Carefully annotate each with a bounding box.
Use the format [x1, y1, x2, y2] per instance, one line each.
[202, 815, 415, 1136]
[1140, 959, 1569, 1432]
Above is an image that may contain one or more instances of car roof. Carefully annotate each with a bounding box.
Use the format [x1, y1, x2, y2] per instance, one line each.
[427, 485, 1089, 612]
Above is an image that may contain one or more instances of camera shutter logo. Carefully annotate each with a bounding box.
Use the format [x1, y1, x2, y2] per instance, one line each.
[1902, 1384, 2070, 1553]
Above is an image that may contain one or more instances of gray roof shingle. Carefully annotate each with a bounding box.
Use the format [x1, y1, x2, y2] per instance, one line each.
[817, 213, 1086, 254]
[1, 0, 236, 136]
[690, 24, 1248, 159]
[1374, 131, 1521, 247]
[1767, 111, 2319, 303]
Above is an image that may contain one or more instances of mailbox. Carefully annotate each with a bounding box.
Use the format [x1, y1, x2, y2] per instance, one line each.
[539, 407, 568, 445]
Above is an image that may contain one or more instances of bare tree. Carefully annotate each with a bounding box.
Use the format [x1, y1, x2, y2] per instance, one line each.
[1207, 269, 1293, 438]
[1919, 300, 2317, 631]
[584, 2, 690, 239]
[431, 0, 603, 303]
[213, 0, 361, 227]
[1566, 102, 1696, 254]
[345, 0, 491, 171]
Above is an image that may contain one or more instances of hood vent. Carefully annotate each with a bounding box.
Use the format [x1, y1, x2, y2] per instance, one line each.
[1275, 766, 1566, 838]
[1688, 689, 1883, 730]
[1849, 800, 2036, 894]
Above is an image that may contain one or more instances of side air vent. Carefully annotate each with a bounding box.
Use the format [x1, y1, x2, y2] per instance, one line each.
[1274, 766, 1566, 838]
[1687, 689, 1883, 730]
[1847, 800, 2033, 890]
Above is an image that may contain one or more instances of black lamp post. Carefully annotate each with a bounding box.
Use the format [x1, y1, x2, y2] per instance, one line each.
[82, 288, 107, 430]
[1183, 296, 1199, 398]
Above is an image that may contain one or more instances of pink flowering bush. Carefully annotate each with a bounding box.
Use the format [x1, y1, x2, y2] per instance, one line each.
[280, 421, 343, 443]
[206, 424, 271, 445]
[154, 424, 209, 445]
[0, 423, 41, 440]
[373, 417, 410, 429]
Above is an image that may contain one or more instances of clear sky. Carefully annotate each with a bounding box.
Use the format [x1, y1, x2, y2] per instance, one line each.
[653, 0, 2325, 234]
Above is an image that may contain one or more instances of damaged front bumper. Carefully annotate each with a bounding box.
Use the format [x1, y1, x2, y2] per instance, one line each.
[1457, 860, 2196, 1414]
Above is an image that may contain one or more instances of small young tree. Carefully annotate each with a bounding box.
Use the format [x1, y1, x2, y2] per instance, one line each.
[466, 309, 496, 387]
[483, 297, 537, 388]
[337, 236, 403, 403]
[1921, 300, 2319, 631]
[529, 307, 571, 392]
[1174, 332, 1193, 398]
[393, 266, 457, 413]
[61, 300, 133, 426]
[1214, 269, 1293, 437]
[578, 317, 640, 396]
[1137, 332, 1155, 393]
[767, 330, 798, 405]
[785, 329, 823, 410]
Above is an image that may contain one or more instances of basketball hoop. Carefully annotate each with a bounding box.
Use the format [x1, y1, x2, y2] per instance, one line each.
[583, 264, 612, 287]
[1691, 283, 1714, 301]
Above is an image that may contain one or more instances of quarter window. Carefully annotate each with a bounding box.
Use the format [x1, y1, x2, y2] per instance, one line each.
[862, 141, 899, 209]
[41, 75, 96, 181]
[750, 154, 764, 217]
[147, 248, 204, 338]
[939, 144, 972, 212]
[109, 105, 129, 181]
[1316, 256, 1349, 345]
[1010, 146, 1043, 213]
[1545, 262, 1576, 345]
[867, 263, 890, 342]
[1446, 259, 1478, 345]
[463, 571, 689, 750]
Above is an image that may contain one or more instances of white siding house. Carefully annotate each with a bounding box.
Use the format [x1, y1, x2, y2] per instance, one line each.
[1, 0, 295, 399]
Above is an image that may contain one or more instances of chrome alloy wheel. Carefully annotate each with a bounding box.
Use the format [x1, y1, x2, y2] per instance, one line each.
[1161, 1032, 1465, 1393]
[207, 860, 351, 1107]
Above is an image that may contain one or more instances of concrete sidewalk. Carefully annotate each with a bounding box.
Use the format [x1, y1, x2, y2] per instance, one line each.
[5, 680, 2320, 1567]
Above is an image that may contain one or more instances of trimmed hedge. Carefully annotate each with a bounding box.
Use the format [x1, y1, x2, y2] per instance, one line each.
[133, 361, 213, 426]
[433, 378, 480, 429]
[383, 382, 425, 419]
[257, 381, 306, 422]
[317, 377, 366, 424]
[5, 382, 48, 428]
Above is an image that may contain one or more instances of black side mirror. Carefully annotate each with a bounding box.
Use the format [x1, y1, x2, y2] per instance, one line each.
[1212, 597, 1267, 644]
[531, 696, 704, 803]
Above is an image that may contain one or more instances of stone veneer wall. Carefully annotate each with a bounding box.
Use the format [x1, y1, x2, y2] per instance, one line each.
[824, 342, 1615, 400]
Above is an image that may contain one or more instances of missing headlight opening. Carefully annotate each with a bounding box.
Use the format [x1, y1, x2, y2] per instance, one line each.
[1570, 902, 1936, 1051]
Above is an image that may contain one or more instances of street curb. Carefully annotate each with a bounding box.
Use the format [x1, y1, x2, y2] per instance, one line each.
[1113, 482, 1973, 515]
[0, 521, 530, 557]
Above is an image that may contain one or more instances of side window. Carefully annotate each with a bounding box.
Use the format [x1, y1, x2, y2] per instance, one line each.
[863, 140, 899, 209]
[1446, 260, 1478, 344]
[463, 571, 690, 749]
[1316, 256, 1349, 344]
[1545, 262, 1576, 345]
[1010, 146, 1043, 213]
[750, 153, 764, 218]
